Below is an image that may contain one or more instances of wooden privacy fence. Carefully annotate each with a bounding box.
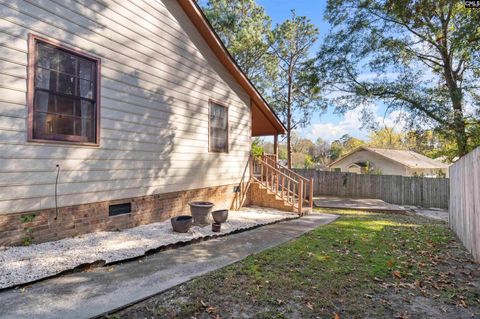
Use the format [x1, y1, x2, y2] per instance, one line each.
[293, 169, 450, 209]
[449, 147, 480, 263]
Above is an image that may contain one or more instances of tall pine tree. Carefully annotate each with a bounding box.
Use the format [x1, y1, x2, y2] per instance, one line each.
[201, 0, 277, 94]
[269, 11, 324, 168]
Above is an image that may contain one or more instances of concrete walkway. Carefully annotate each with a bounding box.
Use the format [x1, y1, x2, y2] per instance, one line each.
[314, 196, 407, 212]
[0, 213, 338, 319]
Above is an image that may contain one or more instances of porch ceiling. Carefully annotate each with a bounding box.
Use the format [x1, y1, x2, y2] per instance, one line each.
[251, 102, 285, 136]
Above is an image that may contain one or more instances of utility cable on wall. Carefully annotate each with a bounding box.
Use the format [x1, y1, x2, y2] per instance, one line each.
[55, 164, 60, 220]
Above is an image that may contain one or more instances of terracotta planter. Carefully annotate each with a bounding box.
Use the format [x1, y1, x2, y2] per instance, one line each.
[170, 215, 193, 233]
[212, 209, 229, 223]
[189, 201, 214, 225]
[212, 222, 221, 232]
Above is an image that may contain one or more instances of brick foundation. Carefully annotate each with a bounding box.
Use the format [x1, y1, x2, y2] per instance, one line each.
[0, 184, 242, 246]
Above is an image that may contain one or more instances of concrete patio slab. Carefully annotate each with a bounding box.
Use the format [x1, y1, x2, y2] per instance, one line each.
[0, 213, 338, 319]
[405, 206, 449, 222]
[314, 196, 407, 212]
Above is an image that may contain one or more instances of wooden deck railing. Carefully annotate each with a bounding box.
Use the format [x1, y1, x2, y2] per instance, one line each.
[252, 155, 314, 214]
[262, 155, 314, 210]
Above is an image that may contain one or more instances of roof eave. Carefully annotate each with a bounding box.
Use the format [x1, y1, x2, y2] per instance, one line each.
[178, 0, 286, 135]
[327, 146, 368, 168]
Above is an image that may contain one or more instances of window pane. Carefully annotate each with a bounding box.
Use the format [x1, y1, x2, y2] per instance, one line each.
[213, 128, 227, 143]
[55, 116, 75, 136]
[211, 115, 227, 129]
[79, 59, 94, 80]
[79, 79, 94, 99]
[56, 95, 75, 116]
[76, 100, 93, 118]
[37, 44, 58, 70]
[209, 102, 228, 152]
[58, 51, 77, 75]
[57, 73, 75, 95]
[34, 112, 55, 135]
[213, 137, 227, 152]
[32, 40, 98, 143]
[34, 90, 55, 113]
[35, 68, 57, 90]
[76, 118, 93, 139]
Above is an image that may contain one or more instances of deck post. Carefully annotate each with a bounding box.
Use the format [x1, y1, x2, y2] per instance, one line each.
[249, 155, 253, 181]
[273, 133, 278, 162]
[309, 177, 314, 208]
[298, 179, 303, 214]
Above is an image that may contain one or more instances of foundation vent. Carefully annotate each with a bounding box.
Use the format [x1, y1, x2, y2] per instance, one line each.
[109, 202, 132, 216]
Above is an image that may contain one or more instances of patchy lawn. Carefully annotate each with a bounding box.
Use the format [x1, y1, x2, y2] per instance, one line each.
[105, 209, 480, 319]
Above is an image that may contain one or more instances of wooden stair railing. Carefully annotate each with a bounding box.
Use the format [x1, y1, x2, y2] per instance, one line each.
[262, 155, 314, 210]
[252, 155, 313, 214]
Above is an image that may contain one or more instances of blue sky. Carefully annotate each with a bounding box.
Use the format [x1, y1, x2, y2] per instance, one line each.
[256, 0, 397, 142]
[200, 0, 396, 142]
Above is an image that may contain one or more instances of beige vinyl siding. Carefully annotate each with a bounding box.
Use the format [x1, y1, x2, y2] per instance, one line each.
[331, 150, 449, 177]
[0, 0, 252, 214]
[330, 150, 407, 176]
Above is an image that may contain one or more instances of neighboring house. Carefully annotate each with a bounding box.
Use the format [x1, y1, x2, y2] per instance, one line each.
[0, 0, 286, 245]
[328, 147, 449, 177]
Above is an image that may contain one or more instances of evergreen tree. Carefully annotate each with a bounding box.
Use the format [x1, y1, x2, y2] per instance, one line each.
[269, 11, 324, 168]
[202, 0, 277, 94]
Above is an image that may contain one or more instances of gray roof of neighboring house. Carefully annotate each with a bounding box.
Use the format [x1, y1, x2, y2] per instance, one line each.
[329, 147, 450, 169]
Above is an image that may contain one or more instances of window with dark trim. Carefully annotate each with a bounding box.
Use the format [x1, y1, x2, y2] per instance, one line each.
[209, 101, 228, 153]
[28, 35, 100, 144]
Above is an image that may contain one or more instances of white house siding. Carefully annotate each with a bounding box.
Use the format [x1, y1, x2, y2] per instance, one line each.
[407, 168, 449, 178]
[331, 150, 407, 176]
[0, 0, 252, 214]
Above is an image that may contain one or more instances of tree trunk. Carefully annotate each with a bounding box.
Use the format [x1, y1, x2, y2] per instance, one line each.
[449, 82, 468, 157]
[442, 59, 468, 156]
[287, 67, 293, 169]
[438, 12, 468, 157]
[453, 106, 468, 157]
[287, 112, 292, 169]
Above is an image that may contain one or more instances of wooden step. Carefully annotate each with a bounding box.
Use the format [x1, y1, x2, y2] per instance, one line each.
[254, 183, 298, 205]
[252, 182, 313, 215]
[249, 182, 297, 213]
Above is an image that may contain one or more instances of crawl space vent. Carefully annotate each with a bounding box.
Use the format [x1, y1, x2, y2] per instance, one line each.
[109, 202, 132, 216]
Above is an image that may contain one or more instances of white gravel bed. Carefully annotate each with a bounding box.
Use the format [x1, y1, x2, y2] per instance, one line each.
[0, 206, 297, 289]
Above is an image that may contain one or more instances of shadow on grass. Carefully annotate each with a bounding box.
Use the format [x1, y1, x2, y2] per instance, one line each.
[109, 209, 480, 319]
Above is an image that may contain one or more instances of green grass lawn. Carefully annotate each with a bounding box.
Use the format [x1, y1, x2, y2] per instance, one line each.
[108, 209, 480, 319]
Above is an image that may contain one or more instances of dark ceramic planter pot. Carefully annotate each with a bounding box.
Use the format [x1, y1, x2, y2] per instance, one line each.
[171, 215, 193, 233]
[212, 209, 229, 223]
[212, 222, 221, 232]
[189, 201, 214, 225]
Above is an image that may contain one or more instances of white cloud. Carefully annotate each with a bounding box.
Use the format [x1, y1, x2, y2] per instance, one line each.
[357, 72, 399, 82]
[303, 104, 406, 142]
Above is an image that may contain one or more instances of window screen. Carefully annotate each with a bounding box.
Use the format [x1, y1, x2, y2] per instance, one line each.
[31, 40, 98, 143]
[209, 102, 228, 153]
